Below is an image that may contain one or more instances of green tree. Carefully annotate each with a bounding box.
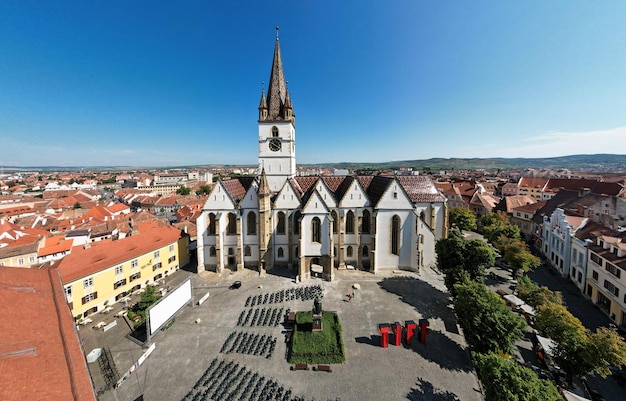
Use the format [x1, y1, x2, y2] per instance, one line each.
[195, 185, 211, 195]
[503, 238, 540, 274]
[435, 230, 496, 293]
[448, 207, 477, 232]
[536, 302, 626, 384]
[454, 281, 526, 354]
[516, 276, 562, 308]
[73, 202, 82, 209]
[473, 352, 562, 401]
[176, 186, 191, 195]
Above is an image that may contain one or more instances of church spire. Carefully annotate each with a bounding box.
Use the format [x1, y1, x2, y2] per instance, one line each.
[265, 26, 291, 122]
[258, 82, 268, 120]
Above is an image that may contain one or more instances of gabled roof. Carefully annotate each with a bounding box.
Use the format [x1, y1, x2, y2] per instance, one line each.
[396, 176, 447, 203]
[518, 177, 549, 189]
[532, 189, 581, 225]
[494, 195, 535, 214]
[221, 177, 256, 206]
[38, 236, 73, 257]
[0, 268, 96, 401]
[58, 221, 181, 283]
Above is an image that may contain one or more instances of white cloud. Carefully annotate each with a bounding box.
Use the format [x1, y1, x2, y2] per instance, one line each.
[497, 125, 626, 158]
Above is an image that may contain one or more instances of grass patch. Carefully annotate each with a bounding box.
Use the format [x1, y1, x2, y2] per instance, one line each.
[289, 311, 345, 364]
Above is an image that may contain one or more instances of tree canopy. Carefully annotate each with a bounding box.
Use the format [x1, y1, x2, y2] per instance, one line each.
[176, 186, 191, 195]
[503, 238, 540, 274]
[473, 352, 562, 401]
[435, 230, 496, 293]
[454, 281, 526, 354]
[516, 276, 562, 308]
[195, 185, 211, 195]
[448, 207, 477, 232]
[536, 301, 626, 383]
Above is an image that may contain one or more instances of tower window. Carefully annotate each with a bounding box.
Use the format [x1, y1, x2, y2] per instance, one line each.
[346, 211, 355, 234]
[227, 213, 237, 235]
[277, 211, 286, 235]
[391, 215, 400, 255]
[244, 245, 251, 256]
[272, 126, 279, 137]
[347, 246, 353, 258]
[247, 211, 257, 235]
[208, 213, 216, 235]
[209, 246, 216, 257]
[277, 247, 284, 258]
[312, 217, 321, 243]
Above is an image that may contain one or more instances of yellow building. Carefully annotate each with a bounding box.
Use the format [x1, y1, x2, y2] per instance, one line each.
[58, 220, 189, 319]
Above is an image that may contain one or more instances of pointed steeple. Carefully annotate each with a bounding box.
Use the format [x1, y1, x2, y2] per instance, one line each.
[258, 82, 268, 120]
[258, 168, 272, 196]
[266, 26, 289, 121]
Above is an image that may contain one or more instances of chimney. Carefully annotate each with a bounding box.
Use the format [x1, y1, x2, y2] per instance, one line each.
[577, 203, 583, 215]
[579, 187, 591, 197]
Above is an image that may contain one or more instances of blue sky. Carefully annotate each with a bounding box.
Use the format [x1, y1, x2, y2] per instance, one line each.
[1, 1, 625, 167]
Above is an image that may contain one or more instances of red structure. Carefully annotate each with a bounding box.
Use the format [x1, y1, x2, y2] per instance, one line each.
[393, 322, 403, 346]
[404, 320, 417, 346]
[418, 319, 430, 344]
[378, 324, 391, 348]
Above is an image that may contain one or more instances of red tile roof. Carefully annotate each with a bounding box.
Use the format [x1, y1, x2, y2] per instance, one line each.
[0, 268, 96, 401]
[57, 221, 181, 283]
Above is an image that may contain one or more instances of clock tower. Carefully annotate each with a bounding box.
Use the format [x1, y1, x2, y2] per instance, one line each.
[258, 27, 296, 192]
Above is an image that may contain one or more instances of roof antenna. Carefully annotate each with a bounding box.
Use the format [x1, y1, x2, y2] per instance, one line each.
[276, 26, 280, 40]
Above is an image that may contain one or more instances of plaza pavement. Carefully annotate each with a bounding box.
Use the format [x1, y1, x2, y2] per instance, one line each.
[83, 265, 485, 401]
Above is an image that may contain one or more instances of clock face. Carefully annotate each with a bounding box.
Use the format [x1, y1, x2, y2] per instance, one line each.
[269, 138, 282, 152]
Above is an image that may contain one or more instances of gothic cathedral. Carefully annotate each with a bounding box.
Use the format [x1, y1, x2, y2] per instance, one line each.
[197, 32, 449, 281]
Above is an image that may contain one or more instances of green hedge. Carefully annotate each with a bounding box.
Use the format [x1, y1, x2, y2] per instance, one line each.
[289, 311, 345, 364]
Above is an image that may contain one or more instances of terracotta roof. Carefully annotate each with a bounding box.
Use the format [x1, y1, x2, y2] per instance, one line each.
[0, 268, 96, 401]
[38, 237, 73, 257]
[518, 177, 549, 189]
[396, 176, 447, 203]
[494, 195, 535, 213]
[221, 177, 256, 205]
[512, 200, 546, 214]
[57, 221, 181, 283]
[107, 203, 130, 213]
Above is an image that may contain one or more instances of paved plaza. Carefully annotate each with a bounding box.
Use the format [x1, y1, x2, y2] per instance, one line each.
[83, 266, 484, 401]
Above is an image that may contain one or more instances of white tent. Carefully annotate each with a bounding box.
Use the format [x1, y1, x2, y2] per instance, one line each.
[503, 294, 525, 308]
[536, 335, 557, 357]
[562, 389, 591, 401]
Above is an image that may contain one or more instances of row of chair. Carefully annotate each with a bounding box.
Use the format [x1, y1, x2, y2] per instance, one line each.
[244, 285, 324, 308]
[220, 331, 278, 358]
[238, 307, 284, 327]
[182, 357, 302, 401]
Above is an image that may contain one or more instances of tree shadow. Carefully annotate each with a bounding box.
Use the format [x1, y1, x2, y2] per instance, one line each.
[378, 277, 458, 334]
[406, 378, 462, 401]
[410, 330, 473, 373]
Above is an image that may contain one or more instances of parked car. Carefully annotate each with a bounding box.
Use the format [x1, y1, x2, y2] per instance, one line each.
[229, 281, 242, 290]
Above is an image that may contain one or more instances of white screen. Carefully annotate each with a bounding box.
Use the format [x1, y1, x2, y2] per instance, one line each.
[148, 278, 192, 336]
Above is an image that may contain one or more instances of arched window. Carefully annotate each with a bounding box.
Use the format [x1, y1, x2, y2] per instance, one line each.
[277, 211, 286, 235]
[331, 211, 338, 234]
[228, 248, 235, 255]
[209, 246, 216, 257]
[208, 213, 216, 235]
[227, 213, 237, 235]
[362, 210, 371, 234]
[271, 126, 279, 137]
[391, 215, 400, 255]
[362, 245, 369, 258]
[346, 211, 355, 234]
[244, 245, 251, 256]
[347, 246, 353, 258]
[295, 246, 299, 257]
[277, 247, 284, 258]
[293, 211, 301, 235]
[247, 211, 257, 235]
[311, 217, 321, 243]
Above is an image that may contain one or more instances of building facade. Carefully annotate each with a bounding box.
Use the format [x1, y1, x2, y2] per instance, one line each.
[197, 33, 448, 281]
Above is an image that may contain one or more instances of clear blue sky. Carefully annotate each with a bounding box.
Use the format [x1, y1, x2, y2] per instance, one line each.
[1, 1, 625, 167]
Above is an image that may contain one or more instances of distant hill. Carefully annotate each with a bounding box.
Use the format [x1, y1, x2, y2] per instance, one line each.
[302, 154, 626, 172]
[2, 154, 625, 172]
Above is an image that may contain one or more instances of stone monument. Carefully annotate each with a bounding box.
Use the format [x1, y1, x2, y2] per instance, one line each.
[312, 297, 323, 332]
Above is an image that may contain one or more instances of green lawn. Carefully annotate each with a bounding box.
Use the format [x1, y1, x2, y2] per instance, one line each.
[289, 311, 345, 364]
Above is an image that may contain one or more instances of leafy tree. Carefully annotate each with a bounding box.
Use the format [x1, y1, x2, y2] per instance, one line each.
[536, 302, 626, 384]
[516, 276, 562, 308]
[73, 202, 82, 209]
[176, 186, 191, 195]
[454, 281, 526, 354]
[502, 238, 540, 274]
[473, 352, 562, 401]
[195, 185, 212, 195]
[448, 207, 477, 232]
[435, 230, 495, 293]
[480, 211, 522, 244]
